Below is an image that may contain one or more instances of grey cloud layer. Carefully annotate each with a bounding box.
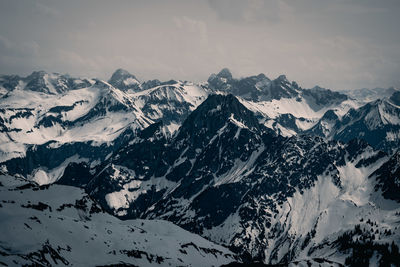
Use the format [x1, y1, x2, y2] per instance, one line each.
[0, 0, 399, 90]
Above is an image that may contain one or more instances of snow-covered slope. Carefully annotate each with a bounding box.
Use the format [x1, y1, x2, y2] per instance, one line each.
[206, 68, 355, 136]
[0, 79, 151, 162]
[0, 174, 236, 266]
[0, 71, 211, 163]
[108, 68, 141, 92]
[2, 69, 400, 265]
[307, 91, 400, 153]
[0, 68, 355, 164]
[341, 87, 398, 103]
[55, 94, 399, 265]
[128, 80, 208, 134]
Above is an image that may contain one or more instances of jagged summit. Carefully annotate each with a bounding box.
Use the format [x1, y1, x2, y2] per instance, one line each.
[217, 68, 233, 79]
[108, 68, 141, 92]
[24, 70, 72, 94]
[179, 94, 263, 135]
[109, 68, 137, 81]
[1, 67, 400, 266]
[276, 74, 288, 82]
[27, 70, 47, 77]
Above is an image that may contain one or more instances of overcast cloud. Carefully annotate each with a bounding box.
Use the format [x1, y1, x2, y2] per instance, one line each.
[0, 0, 399, 90]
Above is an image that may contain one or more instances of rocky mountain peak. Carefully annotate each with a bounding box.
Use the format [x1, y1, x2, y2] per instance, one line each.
[108, 68, 141, 92]
[109, 68, 137, 81]
[180, 94, 262, 134]
[276, 74, 288, 82]
[217, 68, 233, 79]
[27, 70, 47, 78]
[24, 70, 70, 94]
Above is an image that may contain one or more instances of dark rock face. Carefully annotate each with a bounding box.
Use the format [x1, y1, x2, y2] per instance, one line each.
[207, 69, 348, 108]
[108, 68, 141, 92]
[332, 100, 400, 153]
[0, 74, 22, 91]
[57, 162, 92, 188]
[63, 94, 395, 264]
[303, 86, 348, 106]
[135, 84, 196, 127]
[2, 126, 136, 179]
[207, 69, 298, 101]
[390, 91, 400, 106]
[307, 98, 400, 153]
[1, 69, 399, 265]
[25, 71, 56, 93]
[0, 92, 387, 264]
[370, 151, 400, 202]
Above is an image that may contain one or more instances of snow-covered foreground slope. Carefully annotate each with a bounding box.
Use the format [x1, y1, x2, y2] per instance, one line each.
[0, 175, 236, 266]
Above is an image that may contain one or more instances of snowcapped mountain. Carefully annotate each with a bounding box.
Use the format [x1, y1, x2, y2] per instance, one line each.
[307, 90, 400, 153]
[341, 87, 398, 103]
[1, 68, 400, 266]
[0, 174, 236, 266]
[0, 77, 150, 163]
[206, 68, 356, 137]
[108, 68, 141, 92]
[127, 79, 208, 134]
[55, 94, 399, 265]
[0, 70, 213, 163]
[0, 68, 356, 163]
[207, 68, 348, 106]
[0, 71, 93, 95]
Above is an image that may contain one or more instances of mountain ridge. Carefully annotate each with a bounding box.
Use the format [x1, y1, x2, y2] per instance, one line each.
[1, 69, 400, 266]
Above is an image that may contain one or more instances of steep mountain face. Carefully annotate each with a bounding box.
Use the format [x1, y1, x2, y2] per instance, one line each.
[1, 69, 400, 266]
[55, 94, 400, 265]
[208, 68, 298, 101]
[0, 174, 236, 266]
[302, 86, 348, 107]
[1, 126, 137, 185]
[81, 94, 267, 217]
[206, 69, 354, 137]
[0, 68, 354, 164]
[108, 68, 141, 92]
[390, 91, 400, 106]
[128, 80, 208, 133]
[370, 151, 400, 202]
[308, 92, 400, 153]
[207, 68, 348, 108]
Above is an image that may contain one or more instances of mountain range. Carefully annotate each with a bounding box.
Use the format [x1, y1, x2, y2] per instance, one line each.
[0, 68, 399, 266]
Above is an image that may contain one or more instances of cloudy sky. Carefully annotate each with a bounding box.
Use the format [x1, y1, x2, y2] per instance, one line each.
[0, 0, 399, 90]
